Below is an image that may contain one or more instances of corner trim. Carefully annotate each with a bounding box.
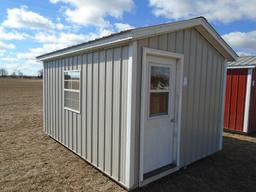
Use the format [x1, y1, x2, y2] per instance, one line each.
[125, 41, 138, 189]
[243, 68, 253, 133]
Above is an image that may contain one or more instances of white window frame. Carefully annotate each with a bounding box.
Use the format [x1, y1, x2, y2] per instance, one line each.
[63, 69, 81, 113]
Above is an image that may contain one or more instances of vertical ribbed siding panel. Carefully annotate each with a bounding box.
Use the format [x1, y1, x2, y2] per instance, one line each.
[56, 60, 59, 141]
[53, 60, 57, 139]
[77, 55, 82, 156]
[149, 36, 158, 49]
[204, 47, 214, 156]
[44, 46, 129, 187]
[87, 53, 93, 162]
[68, 58, 73, 150]
[68, 57, 72, 150]
[105, 49, 113, 174]
[168, 32, 176, 52]
[92, 52, 99, 166]
[65, 58, 69, 146]
[198, 38, 208, 158]
[186, 29, 197, 163]
[179, 29, 190, 165]
[60, 59, 64, 144]
[43, 62, 47, 133]
[48, 62, 50, 136]
[48, 62, 51, 136]
[112, 47, 121, 179]
[208, 50, 217, 154]
[120, 46, 128, 183]
[50, 61, 53, 137]
[192, 32, 203, 161]
[175, 30, 184, 53]
[211, 54, 219, 152]
[135, 29, 225, 172]
[73, 56, 78, 153]
[98, 50, 106, 170]
[82, 54, 87, 158]
[158, 34, 168, 51]
[214, 57, 223, 151]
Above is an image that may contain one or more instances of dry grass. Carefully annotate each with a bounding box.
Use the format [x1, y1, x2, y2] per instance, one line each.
[0, 78, 256, 192]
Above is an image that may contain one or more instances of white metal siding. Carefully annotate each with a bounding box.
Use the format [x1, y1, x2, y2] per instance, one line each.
[43, 45, 129, 185]
[133, 28, 225, 187]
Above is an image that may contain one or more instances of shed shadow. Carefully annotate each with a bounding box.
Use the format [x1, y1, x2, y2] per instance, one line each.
[132, 135, 256, 192]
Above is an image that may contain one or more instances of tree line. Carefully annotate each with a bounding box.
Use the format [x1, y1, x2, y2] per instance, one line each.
[0, 68, 43, 79]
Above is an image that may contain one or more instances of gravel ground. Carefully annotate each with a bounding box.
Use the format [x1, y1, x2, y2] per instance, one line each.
[0, 78, 256, 192]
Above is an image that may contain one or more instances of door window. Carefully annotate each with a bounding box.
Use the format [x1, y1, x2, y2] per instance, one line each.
[149, 66, 170, 117]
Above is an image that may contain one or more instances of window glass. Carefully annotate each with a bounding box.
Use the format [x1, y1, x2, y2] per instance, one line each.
[64, 91, 80, 112]
[150, 92, 168, 116]
[64, 72, 71, 80]
[72, 81, 80, 90]
[71, 71, 80, 80]
[151, 66, 169, 90]
[149, 66, 170, 117]
[64, 70, 80, 112]
[64, 81, 72, 89]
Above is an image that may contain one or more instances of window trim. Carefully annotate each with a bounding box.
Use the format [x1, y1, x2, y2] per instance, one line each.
[63, 69, 81, 113]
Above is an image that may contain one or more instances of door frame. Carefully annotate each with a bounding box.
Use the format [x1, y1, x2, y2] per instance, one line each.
[139, 47, 184, 186]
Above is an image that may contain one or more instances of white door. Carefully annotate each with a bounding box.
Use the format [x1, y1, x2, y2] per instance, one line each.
[142, 54, 177, 179]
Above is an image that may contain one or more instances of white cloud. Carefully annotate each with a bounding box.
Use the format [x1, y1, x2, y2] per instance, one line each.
[222, 30, 256, 55]
[17, 27, 114, 61]
[0, 41, 15, 49]
[0, 27, 28, 40]
[34, 32, 89, 45]
[2, 6, 65, 30]
[0, 57, 18, 62]
[114, 23, 134, 31]
[50, 0, 134, 26]
[149, 0, 256, 23]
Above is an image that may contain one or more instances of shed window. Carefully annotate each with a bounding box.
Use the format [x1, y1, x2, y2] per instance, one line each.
[64, 70, 80, 113]
[149, 66, 170, 117]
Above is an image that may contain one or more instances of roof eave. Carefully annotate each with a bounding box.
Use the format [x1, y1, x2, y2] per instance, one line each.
[37, 17, 238, 62]
[228, 65, 256, 69]
[198, 18, 238, 61]
[36, 34, 133, 61]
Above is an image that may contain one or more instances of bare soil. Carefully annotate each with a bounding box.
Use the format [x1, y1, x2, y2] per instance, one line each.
[0, 78, 256, 192]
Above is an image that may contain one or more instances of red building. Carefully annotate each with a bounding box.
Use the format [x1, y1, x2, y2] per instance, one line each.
[225, 56, 256, 134]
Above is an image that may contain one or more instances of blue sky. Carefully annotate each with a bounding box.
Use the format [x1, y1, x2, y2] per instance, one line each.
[0, 0, 256, 75]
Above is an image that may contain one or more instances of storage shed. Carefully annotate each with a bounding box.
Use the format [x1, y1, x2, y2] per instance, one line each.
[224, 56, 256, 134]
[37, 17, 237, 190]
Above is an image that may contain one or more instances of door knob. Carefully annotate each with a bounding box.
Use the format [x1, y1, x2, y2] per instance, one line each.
[171, 119, 175, 123]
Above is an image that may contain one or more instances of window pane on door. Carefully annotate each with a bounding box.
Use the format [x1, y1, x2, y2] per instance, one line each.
[151, 66, 169, 90]
[150, 92, 168, 116]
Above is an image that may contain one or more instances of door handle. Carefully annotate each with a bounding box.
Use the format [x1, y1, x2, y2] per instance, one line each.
[171, 119, 175, 123]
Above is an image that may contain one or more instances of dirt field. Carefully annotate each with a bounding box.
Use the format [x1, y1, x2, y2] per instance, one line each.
[0, 79, 256, 192]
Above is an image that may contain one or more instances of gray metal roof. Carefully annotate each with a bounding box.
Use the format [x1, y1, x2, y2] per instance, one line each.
[228, 56, 256, 67]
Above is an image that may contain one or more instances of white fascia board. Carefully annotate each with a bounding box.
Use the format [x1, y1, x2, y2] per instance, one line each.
[132, 18, 202, 39]
[199, 18, 238, 61]
[131, 17, 237, 61]
[37, 35, 133, 61]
